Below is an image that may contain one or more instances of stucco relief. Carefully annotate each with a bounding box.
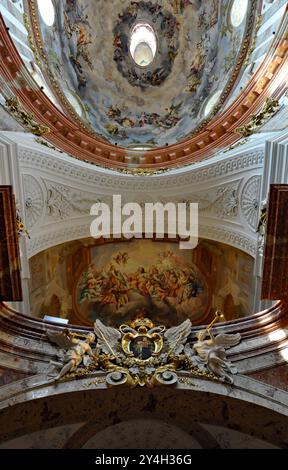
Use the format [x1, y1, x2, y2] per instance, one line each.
[44, 181, 102, 220]
[22, 174, 44, 229]
[241, 175, 261, 229]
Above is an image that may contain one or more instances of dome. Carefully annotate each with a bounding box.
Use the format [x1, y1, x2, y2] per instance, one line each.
[28, 0, 252, 148]
[2, 0, 287, 169]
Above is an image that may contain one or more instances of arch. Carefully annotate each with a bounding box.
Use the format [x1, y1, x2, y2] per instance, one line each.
[65, 419, 220, 449]
[0, 380, 287, 448]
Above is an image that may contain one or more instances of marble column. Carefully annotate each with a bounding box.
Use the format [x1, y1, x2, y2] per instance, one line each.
[0, 132, 30, 314]
[254, 129, 288, 310]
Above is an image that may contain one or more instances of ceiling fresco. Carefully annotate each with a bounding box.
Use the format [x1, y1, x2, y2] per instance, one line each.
[28, 238, 255, 327]
[33, 0, 253, 148]
[76, 240, 209, 326]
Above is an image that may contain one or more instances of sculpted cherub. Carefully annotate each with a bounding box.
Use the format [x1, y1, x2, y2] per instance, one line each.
[47, 329, 95, 380]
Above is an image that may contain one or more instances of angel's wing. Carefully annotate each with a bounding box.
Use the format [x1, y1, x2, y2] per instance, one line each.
[47, 330, 74, 350]
[164, 319, 192, 354]
[94, 319, 121, 355]
[214, 333, 241, 349]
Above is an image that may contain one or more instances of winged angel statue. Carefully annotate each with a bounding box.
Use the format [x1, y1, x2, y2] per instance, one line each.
[185, 328, 241, 384]
[47, 330, 95, 380]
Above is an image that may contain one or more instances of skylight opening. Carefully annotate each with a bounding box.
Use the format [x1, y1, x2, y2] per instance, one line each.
[62, 89, 84, 117]
[130, 145, 155, 151]
[230, 0, 249, 28]
[37, 0, 55, 27]
[130, 23, 157, 67]
[204, 90, 223, 117]
[32, 72, 57, 105]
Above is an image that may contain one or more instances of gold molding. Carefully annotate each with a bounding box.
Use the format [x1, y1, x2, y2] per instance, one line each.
[23, 13, 42, 68]
[243, 16, 262, 67]
[116, 167, 170, 176]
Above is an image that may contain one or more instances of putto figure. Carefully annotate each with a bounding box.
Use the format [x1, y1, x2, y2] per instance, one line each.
[47, 329, 95, 380]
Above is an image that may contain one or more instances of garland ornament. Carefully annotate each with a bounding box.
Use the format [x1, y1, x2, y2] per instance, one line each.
[47, 313, 241, 387]
[16, 210, 30, 239]
[236, 98, 280, 138]
[5, 97, 50, 137]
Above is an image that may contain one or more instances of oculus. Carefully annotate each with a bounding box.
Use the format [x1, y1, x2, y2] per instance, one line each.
[62, 88, 84, 117]
[230, 0, 249, 28]
[204, 89, 223, 117]
[130, 23, 157, 67]
[37, 0, 55, 27]
[113, 1, 179, 89]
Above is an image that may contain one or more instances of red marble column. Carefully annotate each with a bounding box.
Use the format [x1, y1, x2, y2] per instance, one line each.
[261, 184, 288, 300]
[0, 186, 22, 301]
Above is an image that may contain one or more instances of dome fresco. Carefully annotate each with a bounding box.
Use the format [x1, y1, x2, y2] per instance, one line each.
[34, 0, 253, 148]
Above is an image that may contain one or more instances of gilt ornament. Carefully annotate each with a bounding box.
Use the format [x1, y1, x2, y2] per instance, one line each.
[47, 315, 241, 387]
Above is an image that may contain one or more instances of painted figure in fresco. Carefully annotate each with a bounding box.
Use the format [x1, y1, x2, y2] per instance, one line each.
[62, 0, 94, 89]
[64, 11, 74, 39]
[169, 0, 201, 14]
[107, 103, 182, 134]
[47, 330, 95, 380]
[75, 25, 93, 67]
[66, 0, 77, 12]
